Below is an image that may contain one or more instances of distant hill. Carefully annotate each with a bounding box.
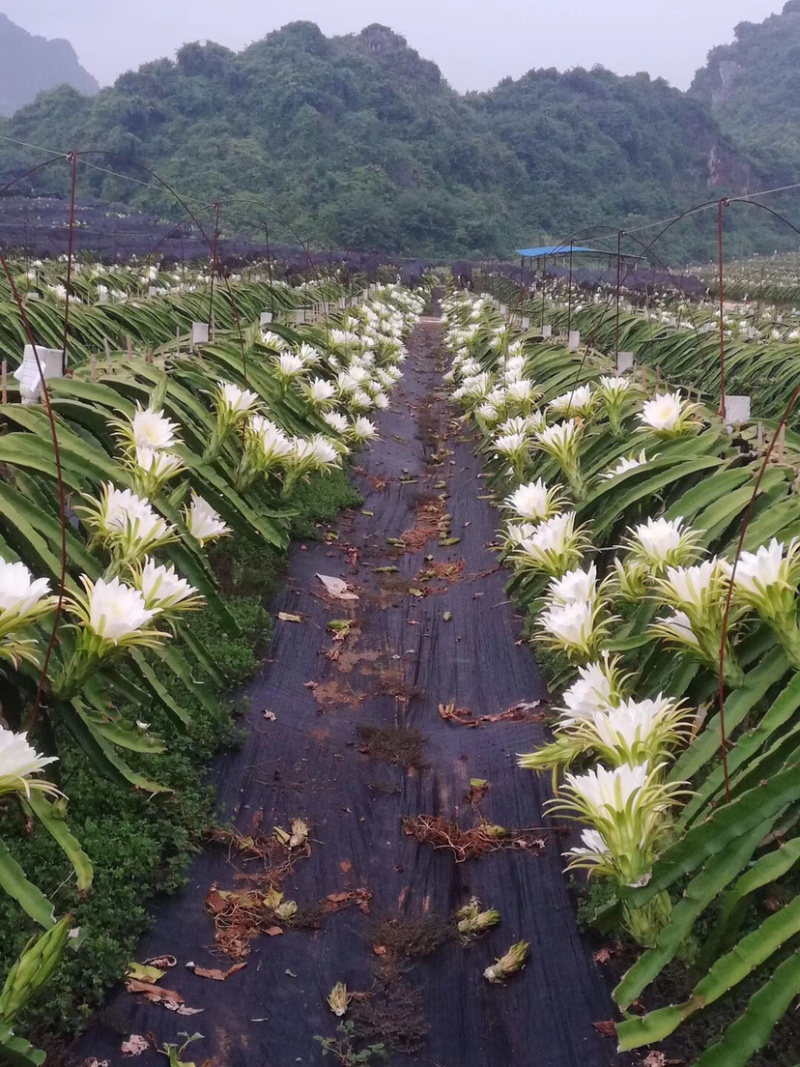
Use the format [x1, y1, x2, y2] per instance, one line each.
[0, 14, 98, 117]
[691, 1, 800, 182]
[0, 20, 781, 258]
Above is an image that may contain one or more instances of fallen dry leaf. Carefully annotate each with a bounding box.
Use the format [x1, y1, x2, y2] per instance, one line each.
[277, 612, 302, 623]
[121, 1035, 149, 1056]
[167, 1004, 204, 1016]
[592, 1020, 617, 1039]
[593, 948, 611, 964]
[262, 710, 277, 722]
[317, 574, 359, 601]
[192, 961, 247, 982]
[143, 954, 177, 970]
[323, 888, 372, 915]
[265, 926, 284, 937]
[124, 978, 183, 1004]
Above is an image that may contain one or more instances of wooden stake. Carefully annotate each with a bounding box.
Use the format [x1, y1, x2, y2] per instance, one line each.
[127, 335, 133, 361]
[103, 338, 112, 372]
[757, 421, 763, 446]
[778, 425, 786, 463]
[1, 360, 7, 404]
[90, 354, 96, 380]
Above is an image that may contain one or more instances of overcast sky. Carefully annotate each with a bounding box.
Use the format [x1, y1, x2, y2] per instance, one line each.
[0, 0, 785, 92]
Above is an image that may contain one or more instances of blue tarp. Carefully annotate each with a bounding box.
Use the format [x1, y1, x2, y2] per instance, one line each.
[515, 245, 602, 257]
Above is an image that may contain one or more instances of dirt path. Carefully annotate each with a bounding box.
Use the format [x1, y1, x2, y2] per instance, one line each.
[70, 321, 615, 1067]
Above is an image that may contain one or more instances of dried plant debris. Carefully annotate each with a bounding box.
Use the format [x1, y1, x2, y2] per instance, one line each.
[371, 915, 454, 959]
[402, 815, 547, 863]
[455, 897, 501, 941]
[416, 558, 465, 583]
[356, 724, 427, 768]
[350, 979, 428, 1056]
[205, 884, 372, 958]
[438, 699, 546, 728]
[483, 941, 530, 984]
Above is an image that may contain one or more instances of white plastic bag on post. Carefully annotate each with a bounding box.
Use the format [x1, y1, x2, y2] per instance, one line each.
[14, 346, 64, 405]
[725, 395, 751, 429]
[568, 330, 580, 350]
[191, 323, 209, 347]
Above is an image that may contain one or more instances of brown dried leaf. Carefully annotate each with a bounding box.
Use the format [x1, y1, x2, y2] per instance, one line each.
[323, 888, 373, 915]
[592, 1020, 617, 1039]
[193, 961, 247, 982]
[143, 954, 177, 970]
[265, 926, 284, 937]
[593, 948, 611, 964]
[124, 978, 184, 1005]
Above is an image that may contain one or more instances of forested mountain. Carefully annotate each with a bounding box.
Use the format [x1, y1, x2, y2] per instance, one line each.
[692, 0, 800, 184]
[0, 19, 786, 258]
[0, 14, 97, 117]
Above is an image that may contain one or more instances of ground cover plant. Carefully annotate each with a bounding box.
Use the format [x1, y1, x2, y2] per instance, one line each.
[0, 264, 424, 1063]
[443, 285, 800, 1066]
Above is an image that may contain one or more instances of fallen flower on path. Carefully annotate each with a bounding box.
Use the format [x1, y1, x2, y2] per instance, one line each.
[484, 941, 530, 983]
[121, 1034, 149, 1056]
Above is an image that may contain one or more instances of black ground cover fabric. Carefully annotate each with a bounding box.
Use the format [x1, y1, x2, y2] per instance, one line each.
[68, 320, 616, 1067]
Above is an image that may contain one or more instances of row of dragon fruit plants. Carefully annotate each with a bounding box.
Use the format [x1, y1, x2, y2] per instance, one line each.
[0, 257, 354, 368]
[442, 287, 800, 1066]
[0, 279, 425, 1065]
[481, 272, 800, 433]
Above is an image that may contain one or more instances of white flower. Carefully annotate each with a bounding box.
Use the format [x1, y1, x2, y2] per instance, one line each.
[291, 436, 340, 469]
[549, 385, 594, 416]
[559, 662, 617, 725]
[0, 727, 58, 798]
[659, 560, 720, 610]
[588, 697, 679, 760]
[507, 380, 536, 404]
[547, 564, 597, 605]
[730, 539, 785, 594]
[494, 432, 528, 458]
[137, 558, 201, 612]
[603, 451, 650, 479]
[130, 405, 179, 451]
[85, 576, 159, 643]
[503, 479, 561, 522]
[598, 376, 631, 394]
[275, 352, 306, 378]
[515, 512, 586, 576]
[639, 391, 697, 433]
[249, 416, 294, 464]
[185, 492, 230, 544]
[562, 761, 650, 815]
[306, 378, 337, 405]
[654, 610, 701, 649]
[297, 342, 321, 365]
[536, 419, 580, 453]
[261, 330, 287, 350]
[0, 561, 51, 617]
[135, 447, 184, 483]
[217, 381, 260, 415]
[538, 598, 600, 658]
[322, 411, 349, 434]
[626, 516, 698, 569]
[350, 417, 378, 442]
